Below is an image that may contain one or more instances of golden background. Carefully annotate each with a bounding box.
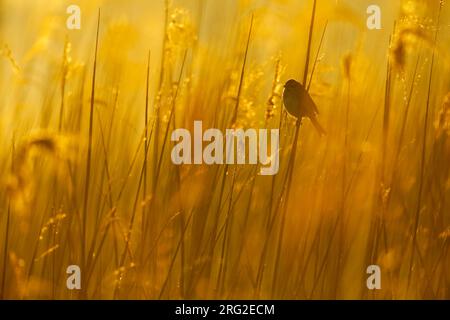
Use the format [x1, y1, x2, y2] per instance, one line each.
[0, 0, 449, 299]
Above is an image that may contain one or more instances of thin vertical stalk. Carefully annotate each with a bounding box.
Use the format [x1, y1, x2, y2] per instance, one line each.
[271, 0, 317, 297]
[142, 51, 151, 249]
[1, 138, 14, 299]
[82, 9, 101, 281]
[407, 3, 442, 293]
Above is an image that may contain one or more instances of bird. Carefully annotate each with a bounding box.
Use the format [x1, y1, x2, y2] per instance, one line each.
[282, 79, 326, 136]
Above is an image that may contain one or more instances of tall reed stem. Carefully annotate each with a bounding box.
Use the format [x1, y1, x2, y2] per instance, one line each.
[82, 9, 101, 287]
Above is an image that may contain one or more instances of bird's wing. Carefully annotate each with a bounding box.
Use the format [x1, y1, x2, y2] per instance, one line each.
[297, 84, 319, 116]
[291, 86, 303, 102]
[301, 88, 319, 115]
[299, 90, 319, 117]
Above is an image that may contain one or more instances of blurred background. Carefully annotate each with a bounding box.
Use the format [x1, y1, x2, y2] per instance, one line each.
[0, 0, 449, 299]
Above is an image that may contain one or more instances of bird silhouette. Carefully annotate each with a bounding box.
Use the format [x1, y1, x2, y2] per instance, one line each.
[283, 79, 326, 136]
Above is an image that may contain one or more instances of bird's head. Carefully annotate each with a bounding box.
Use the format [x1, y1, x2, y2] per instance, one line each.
[284, 79, 301, 89]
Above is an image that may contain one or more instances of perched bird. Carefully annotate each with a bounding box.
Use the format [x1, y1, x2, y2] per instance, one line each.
[283, 79, 326, 136]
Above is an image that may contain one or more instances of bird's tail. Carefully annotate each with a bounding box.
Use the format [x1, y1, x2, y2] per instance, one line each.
[309, 116, 326, 136]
